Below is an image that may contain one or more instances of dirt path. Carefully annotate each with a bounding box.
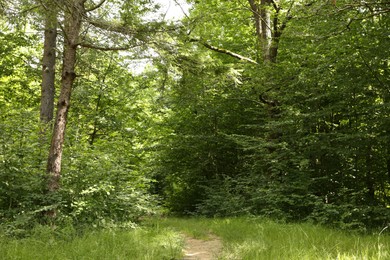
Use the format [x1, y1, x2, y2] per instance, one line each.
[182, 234, 223, 260]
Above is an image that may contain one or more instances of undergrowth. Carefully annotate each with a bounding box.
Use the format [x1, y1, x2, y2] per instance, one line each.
[149, 217, 390, 260]
[1, 217, 389, 259]
[0, 224, 183, 260]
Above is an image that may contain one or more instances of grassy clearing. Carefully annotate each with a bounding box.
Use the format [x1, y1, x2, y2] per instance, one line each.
[1, 218, 389, 259]
[150, 217, 390, 260]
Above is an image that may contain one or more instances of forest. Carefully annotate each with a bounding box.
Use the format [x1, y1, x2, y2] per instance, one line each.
[0, 0, 389, 240]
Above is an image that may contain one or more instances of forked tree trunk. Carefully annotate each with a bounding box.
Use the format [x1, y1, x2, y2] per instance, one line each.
[46, 0, 83, 203]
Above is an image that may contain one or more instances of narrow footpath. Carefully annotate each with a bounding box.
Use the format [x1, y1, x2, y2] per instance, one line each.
[182, 234, 223, 260]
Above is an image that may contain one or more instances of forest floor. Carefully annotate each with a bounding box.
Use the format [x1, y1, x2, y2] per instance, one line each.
[182, 234, 223, 260]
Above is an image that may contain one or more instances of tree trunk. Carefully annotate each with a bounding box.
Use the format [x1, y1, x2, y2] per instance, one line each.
[365, 146, 376, 205]
[46, 0, 83, 201]
[259, 0, 272, 61]
[40, 6, 57, 125]
[248, 0, 262, 61]
[248, 0, 272, 62]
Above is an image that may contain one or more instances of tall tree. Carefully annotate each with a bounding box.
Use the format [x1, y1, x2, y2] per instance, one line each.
[45, 0, 167, 216]
[46, 0, 82, 196]
[40, 0, 57, 125]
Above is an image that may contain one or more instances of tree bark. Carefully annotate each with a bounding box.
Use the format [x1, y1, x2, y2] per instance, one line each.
[248, 0, 262, 51]
[248, 0, 293, 63]
[40, 9, 57, 124]
[46, 0, 83, 197]
[248, 0, 272, 62]
[260, 0, 272, 61]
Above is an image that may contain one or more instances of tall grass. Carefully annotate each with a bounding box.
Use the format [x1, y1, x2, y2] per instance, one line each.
[0, 224, 183, 260]
[1, 218, 388, 259]
[152, 217, 390, 260]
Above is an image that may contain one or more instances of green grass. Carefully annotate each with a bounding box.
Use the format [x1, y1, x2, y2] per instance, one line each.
[0, 224, 183, 260]
[1, 218, 389, 259]
[149, 217, 390, 260]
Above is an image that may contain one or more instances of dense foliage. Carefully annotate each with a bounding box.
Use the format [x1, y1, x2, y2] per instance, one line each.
[0, 0, 389, 233]
[151, 0, 390, 230]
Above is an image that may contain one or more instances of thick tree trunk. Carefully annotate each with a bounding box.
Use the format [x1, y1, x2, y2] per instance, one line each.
[260, 0, 272, 61]
[40, 8, 57, 125]
[46, 0, 83, 198]
[248, 0, 292, 63]
[248, 0, 272, 62]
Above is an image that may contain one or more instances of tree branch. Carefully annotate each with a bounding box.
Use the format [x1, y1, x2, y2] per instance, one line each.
[259, 86, 280, 107]
[190, 39, 258, 65]
[173, 0, 190, 19]
[87, 18, 172, 38]
[270, 0, 280, 12]
[279, 0, 294, 33]
[85, 0, 106, 12]
[77, 42, 136, 51]
[88, 19, 138, 35]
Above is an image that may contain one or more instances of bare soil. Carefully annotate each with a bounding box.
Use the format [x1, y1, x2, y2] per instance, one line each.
[182, 234, 223, 260]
